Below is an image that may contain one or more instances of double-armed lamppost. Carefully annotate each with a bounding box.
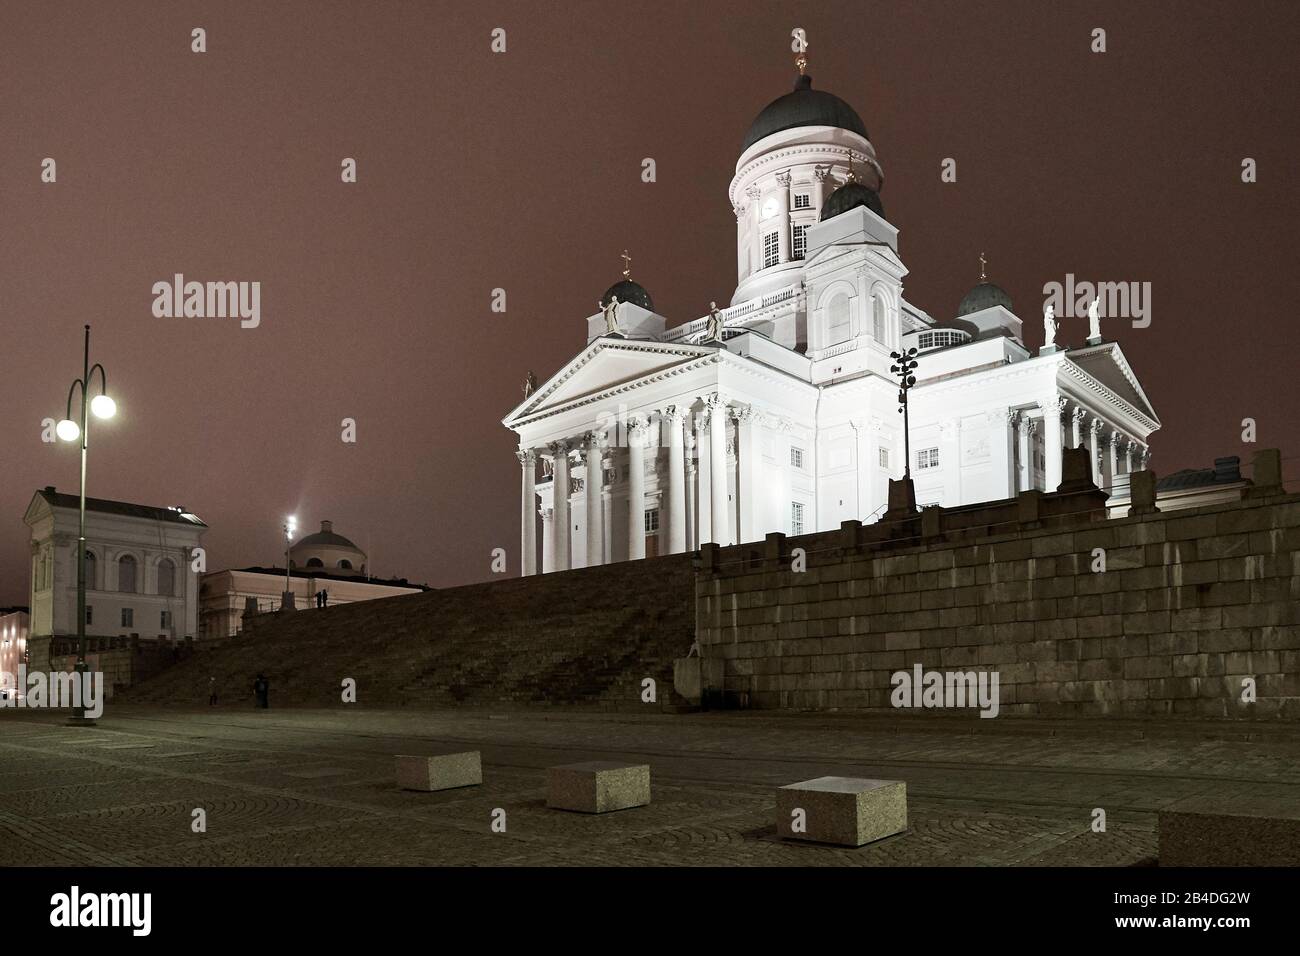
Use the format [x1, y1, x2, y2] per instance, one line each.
[55, 325, 117, 723]
[889, 346, 919, 479]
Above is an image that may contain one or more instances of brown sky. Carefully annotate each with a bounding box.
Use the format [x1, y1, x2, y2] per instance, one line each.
[2, 0, 1298, 604]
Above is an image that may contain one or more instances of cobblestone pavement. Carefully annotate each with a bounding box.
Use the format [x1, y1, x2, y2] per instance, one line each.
[3, 706, 1297, 866]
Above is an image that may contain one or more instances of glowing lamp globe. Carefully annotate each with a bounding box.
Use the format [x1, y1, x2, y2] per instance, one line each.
[90, 394, 116, 419]
[56, 419, 81, 442]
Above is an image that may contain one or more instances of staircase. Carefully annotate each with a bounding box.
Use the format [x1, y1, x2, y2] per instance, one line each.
[122, 554, 696, 711]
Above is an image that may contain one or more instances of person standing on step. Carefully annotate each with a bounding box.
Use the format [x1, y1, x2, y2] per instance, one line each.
[253, 673, 269, 709]
[321, 588, 328, 607]
[209, 676, 218, 706]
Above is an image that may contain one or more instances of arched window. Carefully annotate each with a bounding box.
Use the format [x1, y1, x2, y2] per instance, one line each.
[156, 559, 175, 597]
[118, 555, 137, 593]
[337, 559, 353, 570]
[872, 294, 887, 344]
[826, 294, 851, 346]
[84, 551, 97, 590]
[305, 557, 324, 568]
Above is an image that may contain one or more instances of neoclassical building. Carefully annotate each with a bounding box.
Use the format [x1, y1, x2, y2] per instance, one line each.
[23, 488, 207, 657]
[503, 53, 1160, 574]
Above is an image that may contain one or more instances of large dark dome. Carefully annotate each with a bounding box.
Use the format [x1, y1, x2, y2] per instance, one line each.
[819, 180, 885, 222]
[742, 74, 868, 152]
[600, 279, 653, 312]
[957, 281, 1013, 317]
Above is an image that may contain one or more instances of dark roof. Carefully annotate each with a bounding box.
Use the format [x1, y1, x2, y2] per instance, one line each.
[957, 281, 1014, 317]
[1157, 457, 1247, 492]
[819, 180, 885, 222]
[743, 74, 868, 152]
[600, 279, 654, 312]
[231, 566, 431, 590]
[34, 488, 206, 527]
[293, 530, 361, 550]
[0, 607, 29, 616]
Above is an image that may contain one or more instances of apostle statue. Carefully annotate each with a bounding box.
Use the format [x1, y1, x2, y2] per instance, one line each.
[1087, 296, 1101, 340]
[1043, 303, 1058, 348]
[705, 301, 724, 343]
[522, 370, 537, 398]
[599, 295, 621, 335]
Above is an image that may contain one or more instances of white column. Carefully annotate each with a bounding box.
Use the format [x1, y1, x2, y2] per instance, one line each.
[550, 441, 571, 571]
[583, 433, 604, 567]
[663, 408, 687, 553]
[685, 456, 697, 550]
[627, 417, 646, 560]
[1043, 397, 1064, 492]
[776, 171, 792, 263]
[517, 449, 537, 576]
[1071, 406, 1086, 451]
[1087, 420, 1103, 487]
[707, 394, 731, 545]
[851, 418, 869, 520]
[813, 166, 829, 217]
[733, 202, 748, 279]
[541, 508, 554, 574]
[1017, 415, 1035, 493]
[1123, 439, 1134, 475]
[736, 407, 760, 543]
[695, 408, 713, 545]
[1107, 432, 1121, 490]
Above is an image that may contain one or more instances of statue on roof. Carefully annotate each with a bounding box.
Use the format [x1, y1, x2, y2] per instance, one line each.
[1087, 296, 1101, 340]
[1043, 303, 1058, 348]
[705, 301, 724, 343]
[600, 295, 621, 335]
[522, 370, 537, 398]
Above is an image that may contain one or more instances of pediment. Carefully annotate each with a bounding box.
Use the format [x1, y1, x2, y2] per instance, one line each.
[1065, 343, 1160, 427]
[504, 338, 714, 425]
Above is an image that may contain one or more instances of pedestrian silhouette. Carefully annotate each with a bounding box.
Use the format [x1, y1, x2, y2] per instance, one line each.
[253, 673, 269, 709]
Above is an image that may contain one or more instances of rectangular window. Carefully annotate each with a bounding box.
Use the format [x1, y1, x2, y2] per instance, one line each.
[793, 194, 811, 209]
[644, 508, 660, 534]
[121, 608, 133, 628]
[86, 606, 93, 626]
[792, 223, 809, 261]
[603, 467, 617, 485]
[791, 502, 806, 536]
[161, 610, 173, 629]
[917, 447, 940, 470]
[878, 448, 890, 469]
[762, 232, 779, 269]
[790, 446, 804, 469]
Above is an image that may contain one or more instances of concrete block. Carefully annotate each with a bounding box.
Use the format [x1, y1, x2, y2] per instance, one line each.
[395, 751, 482, 792]
[777, 776, 907, 847]
[547, 761, 650, 813]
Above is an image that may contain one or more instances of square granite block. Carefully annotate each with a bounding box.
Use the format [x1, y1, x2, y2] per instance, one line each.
[395, 751, 482, 792]
[777, 776, 907, 847]
[547, 761, 650, 813]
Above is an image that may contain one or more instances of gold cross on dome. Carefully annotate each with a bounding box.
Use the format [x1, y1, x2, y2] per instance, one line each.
[979, 252, 987, 281]
[621, 249, 631, 278]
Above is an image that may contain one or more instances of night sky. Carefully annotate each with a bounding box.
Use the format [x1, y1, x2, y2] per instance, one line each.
[3, 0, 1298, 604]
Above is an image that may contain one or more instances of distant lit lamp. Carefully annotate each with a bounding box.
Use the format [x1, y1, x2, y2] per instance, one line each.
[54, 325, 115, 724]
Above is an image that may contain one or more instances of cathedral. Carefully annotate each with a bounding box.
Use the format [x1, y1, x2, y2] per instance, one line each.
[503, 50, 1160, 575]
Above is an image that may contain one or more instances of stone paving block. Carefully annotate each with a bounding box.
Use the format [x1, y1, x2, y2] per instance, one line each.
[776, 776, 907, 847]
[395, 751, 482, 791]
[547, 761, 650, 813]
[1159, 795, 1300, 866]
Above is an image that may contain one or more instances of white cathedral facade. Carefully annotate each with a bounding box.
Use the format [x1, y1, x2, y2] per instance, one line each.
[503, 58, 1160, 575]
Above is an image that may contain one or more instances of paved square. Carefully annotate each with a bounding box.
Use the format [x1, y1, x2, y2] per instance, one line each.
[3, 706, 1297, 866]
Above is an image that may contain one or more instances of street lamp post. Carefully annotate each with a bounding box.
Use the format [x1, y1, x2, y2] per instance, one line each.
[55, 325, 116, 724]
[282, 516, 297, 610]
[889, 346, 919, 479]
